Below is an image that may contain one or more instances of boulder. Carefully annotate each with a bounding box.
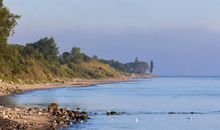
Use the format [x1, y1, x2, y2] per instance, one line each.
[48, 103, 58, 113]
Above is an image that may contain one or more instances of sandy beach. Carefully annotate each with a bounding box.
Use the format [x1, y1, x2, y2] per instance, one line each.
[0, 74, 154, 96]
[0, 78, 129, 97]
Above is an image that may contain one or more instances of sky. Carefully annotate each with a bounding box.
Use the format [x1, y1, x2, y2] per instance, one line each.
[4, 0, 220, 76]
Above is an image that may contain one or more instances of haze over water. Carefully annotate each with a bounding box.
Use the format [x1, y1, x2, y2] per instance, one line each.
[1, 77, 220, 130]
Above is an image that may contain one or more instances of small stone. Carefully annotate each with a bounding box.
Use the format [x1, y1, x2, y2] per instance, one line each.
[71, 113, 75, 118]
[80, 114, 88, 120]
[67, 121, 73, 125]
[81, 111, 87, 114]
[3, 115, 8, 119]
[60, 121, 64, 125]
[8, 115, 12, 119]
[38, 112, 42, 115]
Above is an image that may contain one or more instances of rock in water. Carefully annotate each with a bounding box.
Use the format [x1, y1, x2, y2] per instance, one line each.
[106, 111, 119, 116]
[168, 112, 176, 114]
[48, 103, 58, 113]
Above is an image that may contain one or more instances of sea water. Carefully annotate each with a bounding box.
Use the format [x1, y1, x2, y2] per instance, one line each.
[1, 77, 220, 130]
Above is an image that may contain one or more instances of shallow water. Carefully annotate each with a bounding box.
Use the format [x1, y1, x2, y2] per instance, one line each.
[1, 77, 220, 130]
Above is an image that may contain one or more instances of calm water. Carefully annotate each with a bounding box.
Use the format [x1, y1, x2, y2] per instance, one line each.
[1, 77, 220, 130]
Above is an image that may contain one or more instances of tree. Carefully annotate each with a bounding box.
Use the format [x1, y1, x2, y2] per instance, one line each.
[92, 55, 98, 60]
[150, 60, 154, 74]
[71, 47, 84, 63]
[60, 52, 73, 64]
[0, 0, 20, 45]
[0, 0, 20, 62]
[22, 44, 43, 60]
[24, 37, 59, 62]
[0, 0, 20, 78]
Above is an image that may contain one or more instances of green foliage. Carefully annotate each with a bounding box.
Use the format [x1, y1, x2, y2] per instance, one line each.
[0, 36, 121, 83]
[22, 44, 43, 60]
[71, 47, 84, 63]
[24, 37, 59, 62]
[92, 55, 98, 60]
[74, 60, 120, 79]
[0, 0, 20, 44]
[0, 45, 26, 82]
[100, 58, 150, 74]
[0, 0, 2, 7]
[60, 52, 73, 64]
[60, 47, 92, 64]
[0, 0, 21, 81]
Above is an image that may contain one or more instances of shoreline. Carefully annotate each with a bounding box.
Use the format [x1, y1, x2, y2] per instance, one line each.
[0, 74, 155, 130]
[0, 74, 155, 97]
[0, 78, 127, 97]
[22, 78, 130, 93]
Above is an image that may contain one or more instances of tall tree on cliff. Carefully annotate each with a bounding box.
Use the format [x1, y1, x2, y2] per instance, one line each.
[150, 60, 154, 74]
[71, 47, 84, 63]
[0, 0, 20, 45]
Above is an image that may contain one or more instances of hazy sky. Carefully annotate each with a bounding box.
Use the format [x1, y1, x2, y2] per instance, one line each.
[4, 0, 220, 76]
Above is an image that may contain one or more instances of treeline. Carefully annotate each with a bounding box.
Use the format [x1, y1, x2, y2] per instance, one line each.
[0, 36, 121, 83]
[100, 57, 153, 74]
